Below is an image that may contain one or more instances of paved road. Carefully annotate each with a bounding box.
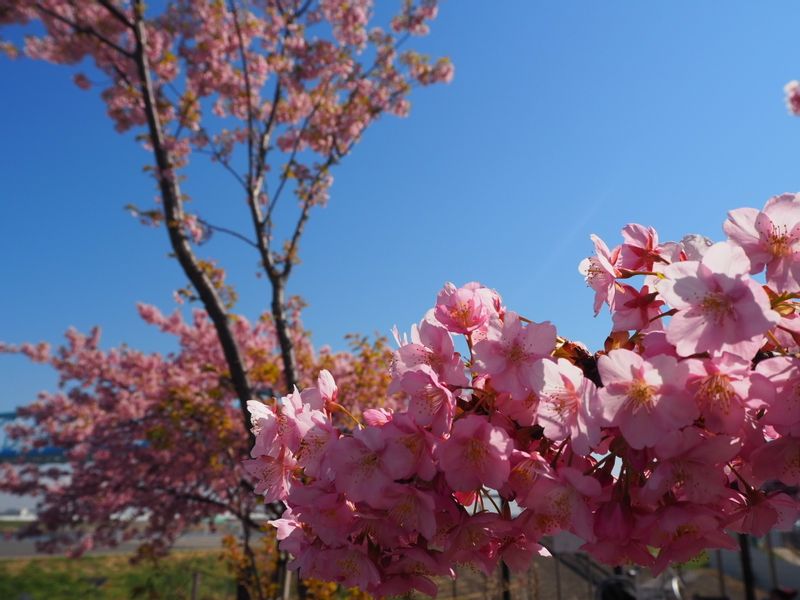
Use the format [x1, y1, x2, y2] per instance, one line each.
[0, 531, 226, 559]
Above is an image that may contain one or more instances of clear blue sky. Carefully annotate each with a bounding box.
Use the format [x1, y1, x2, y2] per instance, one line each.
[2, 1, 800, 414]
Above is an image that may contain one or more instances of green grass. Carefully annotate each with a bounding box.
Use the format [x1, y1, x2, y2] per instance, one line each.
[0, 521, 28, 533]
[0, 550, 237, 600]
[680, 550, 711, 570]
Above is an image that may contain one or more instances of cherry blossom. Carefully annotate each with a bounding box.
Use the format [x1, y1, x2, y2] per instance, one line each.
[0, 301, 394, 596]
[619, 223, 679, 272]
[610, 284, 664, 332]
[786, 80, 800, 115]
[597, 349, 696, 449]
[685, 353, 754, 434]
[579, 234, 623, 315]
[437, 415, 512, 491]
[725, 193, 800, 291]
[658, 241, 779, 357]
[530, 358, 601, 456]
[245, 209, 800, 593]
[433, 282, 492, 334]
[472, 311, 557, 400]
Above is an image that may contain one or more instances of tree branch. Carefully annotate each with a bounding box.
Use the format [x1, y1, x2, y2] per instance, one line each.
[295, 0, 315, 19]
[96, 0, 134, 29]
[130, 0, 254, 435]
[253, 78, 283, 220]
[195, 145, 249, 190]
[196, 218, 259, 249]
[141, 485, 264, 531]
[280, 152, 336, 280]
[264, 107, 319, 232]
[229, 0, 257, 191]
[34, 3, 135, 59]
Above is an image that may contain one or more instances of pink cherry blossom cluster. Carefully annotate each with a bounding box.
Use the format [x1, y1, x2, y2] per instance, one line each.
[247, 193, 800, 597]
[785, 80, 800, 116]
[1, 0, 452, 219]
[0, 301, 394, 559]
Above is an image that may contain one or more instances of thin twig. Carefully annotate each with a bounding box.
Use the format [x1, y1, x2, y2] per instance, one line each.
[195, 147, 249, 190]
[197, 218, 259, 248]
[229, 0, 257, 190]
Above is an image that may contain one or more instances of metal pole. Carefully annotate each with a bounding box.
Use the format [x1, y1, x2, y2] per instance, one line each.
[281, 566, 292, 600]
[738, 533, 756, 600]
[554, 556, 563, 600]
[191, 571, 201, 600]
[715, 549, 727, 599]
[583, 555, 592, 600]
[501, 561, 512, 600]
[766, 531, 779, 591]
[526, 563, 532, 600]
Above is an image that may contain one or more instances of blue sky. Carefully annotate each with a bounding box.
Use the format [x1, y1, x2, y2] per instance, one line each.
[2, 1, 800, 415]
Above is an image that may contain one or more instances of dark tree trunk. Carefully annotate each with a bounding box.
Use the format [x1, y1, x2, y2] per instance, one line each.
[131, 0, 253, 431]
[271, 281, 298, 392]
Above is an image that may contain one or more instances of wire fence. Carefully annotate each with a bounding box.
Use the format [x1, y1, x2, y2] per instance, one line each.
[3, 535, 787, 599]
[75, 552, 777, 600]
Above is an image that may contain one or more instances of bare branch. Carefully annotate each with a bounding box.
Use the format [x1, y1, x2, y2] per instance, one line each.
[137, 484, 263, 530]
[280, 149, 337, 279]
[281, 198, 312, 280]
[196, 218, 259, 249]
[229, 0, 257, 189]
[264, 106, 320, 231]
[261, 80, 283, 155]
[195, 146, 249, 190]
[252, 79, 283, 210]
[229, 0, 281, 280]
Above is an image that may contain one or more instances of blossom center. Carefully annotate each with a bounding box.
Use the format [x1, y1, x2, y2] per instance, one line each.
[767, 224, 794, 257]
[626, 379, 655, 411]
[336, 555, 362, 578]
[400, 434, 422, 457]
[357, 452, 380, 479]
[549, 388, 577, 417]
[296, 431, 325, 461]
[523, 391, 539, 409]
[672, 524, 698, 540]
[583, 258, 610, 284]
[426, 350, 443, 370]
[449, 303, 475, 328]
[425, 385, 446, 406]
[696, 374, 734, 414]
[504, 342, 528, 365]
[700, 292, 734, 324]
[464, 438, 488, 466]
[551, 491, 571, 519]
[390, 496, 415, 525]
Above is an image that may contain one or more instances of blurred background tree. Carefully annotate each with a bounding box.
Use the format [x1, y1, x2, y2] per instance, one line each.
[0, 1, 451, 597]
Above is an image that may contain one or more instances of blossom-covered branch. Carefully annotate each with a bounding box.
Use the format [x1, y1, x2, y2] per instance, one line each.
[248, 193, 800, 598]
